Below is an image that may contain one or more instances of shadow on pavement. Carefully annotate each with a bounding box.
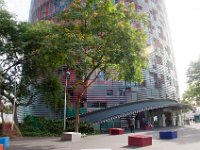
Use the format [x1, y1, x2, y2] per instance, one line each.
[143, 124, 200, 145]
[121, 145, 141, 149]
[9, 124, 200, 150]
[9, 145, 55, 150]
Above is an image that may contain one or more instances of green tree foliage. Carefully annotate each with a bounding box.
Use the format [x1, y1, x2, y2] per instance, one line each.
[183, 57, 200, 106]
[0, 1, 66, 122]
[1, 0, 149, 133]
[0, 0, 16, 41]
[20, 116, 97, 136]
[16, 21, 67, 111]
[56, 0, 149, 132]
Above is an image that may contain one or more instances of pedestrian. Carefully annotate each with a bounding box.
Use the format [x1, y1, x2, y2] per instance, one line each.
[130, 117, 135, 133]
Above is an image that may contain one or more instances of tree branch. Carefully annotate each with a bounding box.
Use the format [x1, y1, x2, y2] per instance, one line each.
[16, 94, 35, 107]
[86, 70, 101, 88]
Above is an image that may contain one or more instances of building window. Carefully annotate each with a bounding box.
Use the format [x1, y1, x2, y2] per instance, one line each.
[142, 80, 146, 86]
[32, 105, 36, 109]
[166, 60, 173, 70]
[160, 74, 165, 84]
[107, 90, 113, 96]
[153, 38, 163, 49]
[119, 90, 125, 96]
[135, 4, 143, 10]
[167, 76, 172, 86]
[165, 46, 171, 55]
[68, 88, 74, 97]
[114, 0, 119, 4]
[156, 55, 163, 65]
[87, 102, 107, 108]
[100, 102, 107, 108]
[99, 71, 105, 81]
[93, 102, 99, 108]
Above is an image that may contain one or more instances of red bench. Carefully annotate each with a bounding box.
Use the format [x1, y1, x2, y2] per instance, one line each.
[128, 135, 152, 147]
[109, 128, 125, 135]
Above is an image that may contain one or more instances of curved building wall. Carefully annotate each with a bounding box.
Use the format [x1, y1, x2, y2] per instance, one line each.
[27, 0, 179, 115]
[135, 0, 179, 101]
[29, 0, 72, 23]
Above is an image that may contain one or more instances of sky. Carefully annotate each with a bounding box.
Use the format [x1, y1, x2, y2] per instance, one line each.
[4, 0, 200, 98]
[4, 0, 31, 21]
[164, 0, 200, 97]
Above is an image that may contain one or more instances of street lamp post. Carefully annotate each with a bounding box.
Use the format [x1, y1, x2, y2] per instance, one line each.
[11, 79, 16, 131]
[63, 70, 70, 131]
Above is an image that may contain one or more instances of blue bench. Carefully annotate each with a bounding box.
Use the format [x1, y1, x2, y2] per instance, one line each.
[0, 137, 10, 149]
[159, 131, 177, 139]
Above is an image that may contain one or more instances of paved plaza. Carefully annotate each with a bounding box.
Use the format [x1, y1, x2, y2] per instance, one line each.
[9, 123, 200, 150]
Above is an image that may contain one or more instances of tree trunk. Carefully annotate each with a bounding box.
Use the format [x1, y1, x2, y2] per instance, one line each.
[75, 94, 81, 132]
[0, 108, 4, 135]
[14, 106, 19, 127]
[0, 99, 4, 135]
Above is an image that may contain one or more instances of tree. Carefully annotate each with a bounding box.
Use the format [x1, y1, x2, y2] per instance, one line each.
[0, 0, 20, 128]
[1, 0, 149, 133]
[13, 21, 67, 112]
[0, 1, 67, 125]
[183, 57, 200, 106]
[56, 0, 149, 132]
[1, 20, 68, 117]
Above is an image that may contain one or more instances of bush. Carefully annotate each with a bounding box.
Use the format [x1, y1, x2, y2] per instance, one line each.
[20, 116, 98, 136]
[20, 116, 63, 136]
[79, 121, 95, 135]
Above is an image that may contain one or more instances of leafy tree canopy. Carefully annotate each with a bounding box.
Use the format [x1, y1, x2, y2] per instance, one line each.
[1, 0, 149, 131]
[55, 0, 149, 131]
[0, 1, 65, 111]
[57, 0, 148, 84]
[183, 57, 200, 105]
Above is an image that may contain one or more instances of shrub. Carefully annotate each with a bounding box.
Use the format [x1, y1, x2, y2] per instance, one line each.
[20, 116, 98, 136]
[20, 116, 63, 136]
[79, 121, 95, 135]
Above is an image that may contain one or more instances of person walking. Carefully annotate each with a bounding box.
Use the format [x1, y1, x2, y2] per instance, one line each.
[130, 117, 135, 133]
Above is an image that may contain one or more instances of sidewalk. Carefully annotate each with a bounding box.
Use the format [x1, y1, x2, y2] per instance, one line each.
[9, 124, 200, 150]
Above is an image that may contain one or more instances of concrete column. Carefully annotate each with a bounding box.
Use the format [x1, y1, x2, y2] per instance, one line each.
[158, 114, 166, 127]
[180, 109, 184, 126]
[162, 114, 166, 127]
[144, 111, 148, 118]
[158, 114, 162, 127]
[136, 120, 140, 129]
[178, 115, 182, 126]
[172, 112, 176, 126]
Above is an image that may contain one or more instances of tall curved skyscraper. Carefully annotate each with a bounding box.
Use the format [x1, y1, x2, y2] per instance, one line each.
[26, 0, 179, 119]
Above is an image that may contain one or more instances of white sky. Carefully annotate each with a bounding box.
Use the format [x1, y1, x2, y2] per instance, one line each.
[4, 0, 200, 98]
[164, 0, 200, 97]
[4, 0, 31, 21]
